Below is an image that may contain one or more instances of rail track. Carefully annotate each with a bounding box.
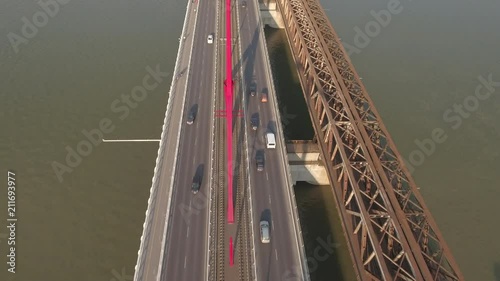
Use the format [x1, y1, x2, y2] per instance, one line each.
[209, 0, 253, 280]
[209, 0, 227, 279]
[210, 57, 227, 281]
[234, 147, 252, 281]
[233, 82, 251, 281]
[232, 1, 252, 279]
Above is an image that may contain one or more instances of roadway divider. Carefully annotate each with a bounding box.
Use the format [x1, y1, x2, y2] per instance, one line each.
[235, 2, 258, 281]
[133, 0, 195, 279]
[253, 2, 311, 280]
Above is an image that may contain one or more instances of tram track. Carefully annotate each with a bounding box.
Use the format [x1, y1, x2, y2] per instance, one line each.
[209, 0, 227, 279]
[209, 0, 253, 280]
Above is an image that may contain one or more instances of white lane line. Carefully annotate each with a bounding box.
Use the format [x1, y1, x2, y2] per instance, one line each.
[184, 256, 188, 269]
[275, 249, 279, 261]
[195, 135, 198, 146]
[268, 194, 271, 204]
[266, 171, 269, 181]
[187, 225, 190, 238]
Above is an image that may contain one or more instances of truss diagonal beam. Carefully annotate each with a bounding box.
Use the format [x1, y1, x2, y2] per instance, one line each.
[274, 0, 464, 280]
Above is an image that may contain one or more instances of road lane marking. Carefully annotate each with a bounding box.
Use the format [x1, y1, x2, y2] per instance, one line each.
[187, 225, 190, 238]
[184, 256, 188, 268]
[268, 194, 271, 204]
[275, 249, 279, 261]
[266, 171, 269, 181]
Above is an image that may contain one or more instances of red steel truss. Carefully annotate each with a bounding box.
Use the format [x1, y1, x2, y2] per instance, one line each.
[274, 0, 465, 279]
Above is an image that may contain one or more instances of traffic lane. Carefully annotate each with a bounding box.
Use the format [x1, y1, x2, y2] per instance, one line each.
[243, 8, 302, 281]
[182, 14, 217, 280]
[167, 131, 210, 281]
[251, 81, 302, 277]
[162, 49, 215, 280]
[250, 155, 293, 278]
[141, 9, 201, 281]
[162, 4, 216, 280]
[162, 144, 198, 281]
[163, 63, 215, 280]
[268, 149, 300, 275]
[240, 0, 302, 277]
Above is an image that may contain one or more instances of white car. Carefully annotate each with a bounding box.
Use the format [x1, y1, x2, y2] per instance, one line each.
[260, 221, 270, 243]
[207, 34, 214, 44]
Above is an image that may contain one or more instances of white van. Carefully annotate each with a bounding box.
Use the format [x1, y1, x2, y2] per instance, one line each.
[265, 132, 276, 149]
[260, 221, 270, 243]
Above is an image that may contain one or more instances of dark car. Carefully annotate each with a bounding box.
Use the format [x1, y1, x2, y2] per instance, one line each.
[242, 1, 247, 8]
[187, 105, 197, 125]
[187, 111, 195, 125]
[249, 83, 257, 97]
[250, 114, 258, 130]
[256, 152, 264, 172]
[192, 175, 201, 194]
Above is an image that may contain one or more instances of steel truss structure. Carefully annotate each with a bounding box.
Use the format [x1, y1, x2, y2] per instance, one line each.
[274, 0, 464, 280]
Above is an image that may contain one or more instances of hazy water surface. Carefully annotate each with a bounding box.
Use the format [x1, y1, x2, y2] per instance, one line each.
[1, 0, 499, 280]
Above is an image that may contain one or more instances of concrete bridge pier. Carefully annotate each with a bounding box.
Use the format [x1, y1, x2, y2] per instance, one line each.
[259, 0, 285, 28]
[286, 140, 329, 185]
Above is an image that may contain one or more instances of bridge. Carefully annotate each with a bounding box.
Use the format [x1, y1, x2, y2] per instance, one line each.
[131, 0, 465, 280]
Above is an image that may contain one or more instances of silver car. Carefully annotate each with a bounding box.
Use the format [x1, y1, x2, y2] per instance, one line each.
[260, 221, 270, 243]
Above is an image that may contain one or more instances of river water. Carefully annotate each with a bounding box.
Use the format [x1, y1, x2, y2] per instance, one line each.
[1, 0, 499, 280]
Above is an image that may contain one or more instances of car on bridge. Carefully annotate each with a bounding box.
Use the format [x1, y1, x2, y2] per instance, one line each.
[250, 114, 259, 130]
[187, 111, 195, 125]
[260, 220, 270, 243]
[192, 175, 201, 194]
[207, 34, 214, 44]
[242, 1, 247, 8]
[249, 83, 257, 97]
[260, 92, 268, 103]
[186, 105, 197, 125]
[256, 151, 264, 171]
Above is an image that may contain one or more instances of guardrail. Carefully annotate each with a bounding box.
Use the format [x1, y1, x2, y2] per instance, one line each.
[253, 2, 311, 280]
[133, 0, 194, 279]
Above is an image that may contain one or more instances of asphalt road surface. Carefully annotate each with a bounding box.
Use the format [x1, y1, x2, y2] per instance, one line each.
[237, 1, 304, 280]
[137, 2, 203, 280]
[159, 0, 217, 280]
